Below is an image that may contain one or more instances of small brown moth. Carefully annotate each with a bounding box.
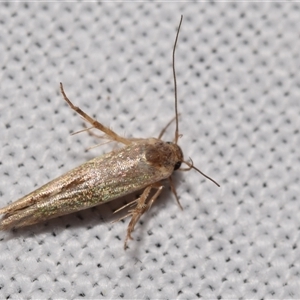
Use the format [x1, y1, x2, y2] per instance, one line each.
[0, 16, 219, 249]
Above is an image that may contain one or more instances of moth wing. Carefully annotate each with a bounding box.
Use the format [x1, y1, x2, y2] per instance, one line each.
[0, 139, 176, 230]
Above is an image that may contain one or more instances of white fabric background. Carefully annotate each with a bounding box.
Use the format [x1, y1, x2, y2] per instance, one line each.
[0, 2, 299, 299]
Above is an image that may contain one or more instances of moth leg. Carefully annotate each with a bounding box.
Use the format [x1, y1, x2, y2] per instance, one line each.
[124, 183, 163, 249]
[157, 115, 177, 140]
[113, 199, 139, 216]
[168, 176, 183, 210]
[72, 124, 115, 142]
[60, 82, 131, 145]
[71, 125, 106, 139]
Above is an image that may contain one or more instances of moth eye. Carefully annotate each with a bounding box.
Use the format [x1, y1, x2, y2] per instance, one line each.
[174, 161, 181, 170]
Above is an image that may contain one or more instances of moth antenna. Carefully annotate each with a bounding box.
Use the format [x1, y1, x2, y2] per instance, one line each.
[183, 160, 220, 187]
[172, 17, 219, 188]
[173, 15, 183, 144]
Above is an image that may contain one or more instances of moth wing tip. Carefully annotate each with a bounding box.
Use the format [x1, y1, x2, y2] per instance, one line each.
[0, 219, 9, 231]
[0, 207, 7, 215]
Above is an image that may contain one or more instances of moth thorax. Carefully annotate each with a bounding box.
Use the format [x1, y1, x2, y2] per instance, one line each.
[145, 141, 183, 170]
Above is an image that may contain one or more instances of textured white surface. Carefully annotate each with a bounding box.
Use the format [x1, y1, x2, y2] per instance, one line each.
[0, 2, 300, 299]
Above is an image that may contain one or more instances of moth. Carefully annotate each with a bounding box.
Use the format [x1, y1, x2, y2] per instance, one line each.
[0, 16, 219, 249]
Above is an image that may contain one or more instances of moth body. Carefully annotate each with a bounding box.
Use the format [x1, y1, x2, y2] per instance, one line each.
[1, 16, 219, 248]
[0, 138, 183, 230]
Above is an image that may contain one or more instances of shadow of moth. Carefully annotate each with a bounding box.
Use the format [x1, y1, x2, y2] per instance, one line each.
[0, 16, 219, 249]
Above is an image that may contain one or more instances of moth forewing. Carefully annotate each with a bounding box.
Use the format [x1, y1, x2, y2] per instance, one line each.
[0, 138, 182, 227]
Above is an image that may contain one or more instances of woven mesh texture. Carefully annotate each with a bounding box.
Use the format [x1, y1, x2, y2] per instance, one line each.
[0, 2, 299, 299]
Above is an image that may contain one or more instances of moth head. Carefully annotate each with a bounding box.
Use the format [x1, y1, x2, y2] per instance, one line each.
[166, 141, 183, 171]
